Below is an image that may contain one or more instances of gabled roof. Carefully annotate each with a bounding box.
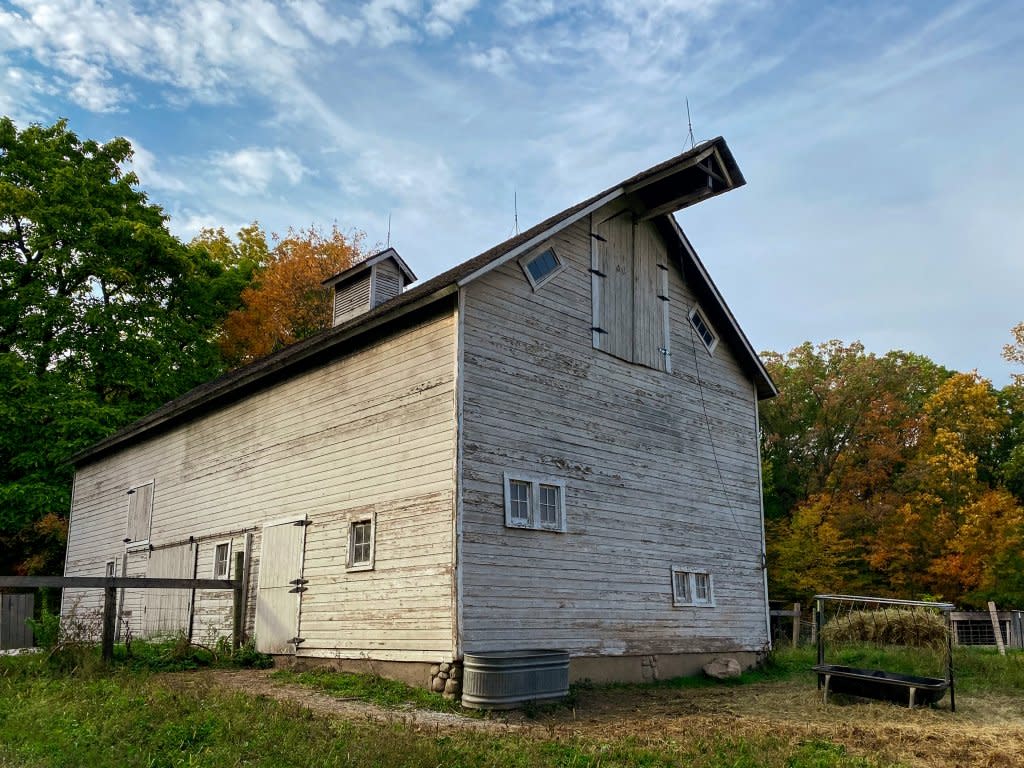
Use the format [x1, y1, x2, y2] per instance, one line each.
[74, 137, 775, 466]
[321, 247, 417, 289]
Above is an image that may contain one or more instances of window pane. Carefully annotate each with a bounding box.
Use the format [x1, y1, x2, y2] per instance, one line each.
[510, 480, 531, 522]
[215, 543, 229, 577]
[527, 249, 559, 282]
[694, 573, 710, 602]
[539, 484, 560, 526]
[351, 521, 372, 565]
[674, 571, 690, 602]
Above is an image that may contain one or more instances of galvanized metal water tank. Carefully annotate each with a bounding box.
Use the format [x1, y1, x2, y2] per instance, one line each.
[461, 649, 570, 709]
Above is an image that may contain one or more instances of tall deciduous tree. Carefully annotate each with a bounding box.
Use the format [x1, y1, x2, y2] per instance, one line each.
[218, 224, 366, 367]
[0, 117, 247, 573]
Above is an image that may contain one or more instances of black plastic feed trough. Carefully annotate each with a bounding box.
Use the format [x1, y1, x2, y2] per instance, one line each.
[812, 664, 950, 708]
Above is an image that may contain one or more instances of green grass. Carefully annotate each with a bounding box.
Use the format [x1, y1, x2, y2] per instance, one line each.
[0, 662, 899, 768]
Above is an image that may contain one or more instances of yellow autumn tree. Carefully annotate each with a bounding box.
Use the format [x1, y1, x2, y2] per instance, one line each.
[219, 224, 367, 367]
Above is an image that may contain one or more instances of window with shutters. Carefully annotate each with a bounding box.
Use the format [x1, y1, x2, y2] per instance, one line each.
[671, 567, 715, 607]
[503, 472, 566, 532]
[125, 481, 154, 549]
[591, 213, 671, 372]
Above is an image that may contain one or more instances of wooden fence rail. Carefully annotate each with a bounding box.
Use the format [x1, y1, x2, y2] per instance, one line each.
[0, 555, 245, 663]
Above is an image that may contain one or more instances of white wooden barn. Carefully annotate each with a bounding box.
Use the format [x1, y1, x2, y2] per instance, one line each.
[63, 137, 777, 685]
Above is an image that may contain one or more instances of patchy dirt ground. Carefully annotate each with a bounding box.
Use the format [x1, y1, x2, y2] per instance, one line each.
[162, 669, 1024, 767]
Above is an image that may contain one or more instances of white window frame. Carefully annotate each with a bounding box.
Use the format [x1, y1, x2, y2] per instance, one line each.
[105, 560, 116, 577]
[502, 472, 567, 532]
[671, 567, 715, 608]
[518, 247, 564, 291]
[688, 306, 718, 355]
[212, 540, 233, 579]
[124, 480, 155, 550]
[346, 513, 376, 572]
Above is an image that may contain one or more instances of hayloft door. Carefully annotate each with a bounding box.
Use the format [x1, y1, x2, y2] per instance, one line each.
[255, 517, 307, 654]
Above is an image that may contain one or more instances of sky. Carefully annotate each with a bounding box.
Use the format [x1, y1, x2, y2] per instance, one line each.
[1, 0, 1021, 384]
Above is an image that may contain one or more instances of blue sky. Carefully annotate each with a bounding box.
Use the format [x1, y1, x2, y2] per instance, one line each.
[1, 0, 1021, 383]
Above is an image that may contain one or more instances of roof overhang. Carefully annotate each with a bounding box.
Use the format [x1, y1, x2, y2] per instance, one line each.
[625, 138, 745, 221]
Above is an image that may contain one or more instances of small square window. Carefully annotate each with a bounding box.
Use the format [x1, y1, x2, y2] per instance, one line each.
[688, 307, 717, 354]
[105, 561, 116, 578]
[671, 567, 714, 607]
[503, 473, 566, 532]
[518, 247, 563, 290]
[213, 542, 231, 579]
[347, 517, 376, 571]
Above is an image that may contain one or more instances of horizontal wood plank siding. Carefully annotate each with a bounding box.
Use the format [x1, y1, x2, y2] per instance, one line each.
[459, 213, 768, 657]
[65, 312, 458, 659]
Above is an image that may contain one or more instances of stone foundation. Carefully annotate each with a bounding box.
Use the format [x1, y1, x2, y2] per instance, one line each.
[429, 660, 463, 699]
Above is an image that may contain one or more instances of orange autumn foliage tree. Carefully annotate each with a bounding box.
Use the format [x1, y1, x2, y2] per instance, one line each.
[763, 342, 1024, 608]
[218, 224, 367, 367]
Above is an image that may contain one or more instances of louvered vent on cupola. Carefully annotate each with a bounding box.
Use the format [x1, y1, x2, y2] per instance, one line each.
[321, 248, 417, 327]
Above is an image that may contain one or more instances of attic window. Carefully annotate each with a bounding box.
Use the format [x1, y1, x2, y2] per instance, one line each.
[689, 307, 717, 354]
[519, 248, 563, 290]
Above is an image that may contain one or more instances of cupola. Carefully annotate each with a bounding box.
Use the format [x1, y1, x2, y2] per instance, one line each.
[321, 248, 417, 327]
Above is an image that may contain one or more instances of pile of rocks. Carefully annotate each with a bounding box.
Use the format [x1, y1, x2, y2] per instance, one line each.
[429, 660, 462, 700]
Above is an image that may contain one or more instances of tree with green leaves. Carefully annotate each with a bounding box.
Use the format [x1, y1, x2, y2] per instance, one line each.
[0, 117, 249, 573]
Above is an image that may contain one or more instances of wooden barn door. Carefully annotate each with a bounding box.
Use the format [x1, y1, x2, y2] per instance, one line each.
[143, 542, 196, 637]
[255, 518, 307, 654]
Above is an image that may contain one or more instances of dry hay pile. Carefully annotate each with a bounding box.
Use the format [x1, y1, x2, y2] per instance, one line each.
[821, 608, 948, 649]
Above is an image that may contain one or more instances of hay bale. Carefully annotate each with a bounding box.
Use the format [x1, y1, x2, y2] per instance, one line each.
[821, 608, 947, 649]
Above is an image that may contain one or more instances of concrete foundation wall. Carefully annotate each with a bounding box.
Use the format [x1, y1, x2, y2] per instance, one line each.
[570, 651, 762, 684]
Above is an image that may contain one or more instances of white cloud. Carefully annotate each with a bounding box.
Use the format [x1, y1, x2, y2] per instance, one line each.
[465, 46, 512, 76]
[425, 0, 477, 37]
[214, 147, 312, 196]
[289, 0, 365, 45]
[361, 0, 420, 46]
[124, 139, 187, 192]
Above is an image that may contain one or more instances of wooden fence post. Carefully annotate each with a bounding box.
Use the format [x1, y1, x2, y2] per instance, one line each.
[792, 602, 800, 648]
[988, 601, 1006, 656]
[101, 586, 117, 663]
[232, 552, 245, 651]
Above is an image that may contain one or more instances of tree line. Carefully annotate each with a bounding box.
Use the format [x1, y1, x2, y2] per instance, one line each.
[761, 338, 1024, 609]
[3, 117, 1023, 609]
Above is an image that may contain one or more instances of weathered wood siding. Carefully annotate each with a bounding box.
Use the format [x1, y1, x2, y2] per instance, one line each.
[459, 213, 768, 657]
[64, 310, 458, 661]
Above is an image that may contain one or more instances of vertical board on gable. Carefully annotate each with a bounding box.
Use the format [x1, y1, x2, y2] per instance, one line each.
[633, 221, 666, 371]
[595, 211, 633, 360]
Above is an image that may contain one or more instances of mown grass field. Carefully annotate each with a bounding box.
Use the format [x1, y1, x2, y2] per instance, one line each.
[1, 645, 1021, 768]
